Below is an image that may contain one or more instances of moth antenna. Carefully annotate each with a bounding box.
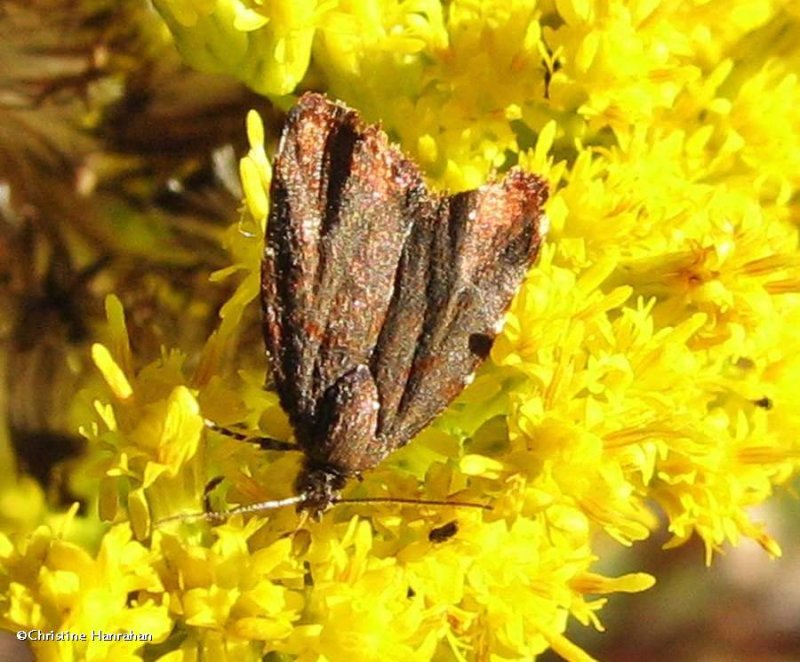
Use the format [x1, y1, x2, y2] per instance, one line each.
[332, 496, 492, 511]
[203, 418, 249, 441]
[156, 494, 308, 526]
[204, 419, 298, 452]
[216, 494, 308, 517]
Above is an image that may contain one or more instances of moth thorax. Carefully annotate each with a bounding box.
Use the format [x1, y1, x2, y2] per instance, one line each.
[294, 462, 349, 519]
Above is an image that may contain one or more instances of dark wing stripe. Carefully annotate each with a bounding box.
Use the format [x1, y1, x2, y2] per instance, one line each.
[370, 199, 437, 430]
[374, 170, 547, 448]
[263, 94, 425, 448]
[262, 95, 354, 425]
[311, 126, 421, 407]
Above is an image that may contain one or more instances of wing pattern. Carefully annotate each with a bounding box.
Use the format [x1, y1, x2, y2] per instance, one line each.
[261, 93, 548, 512]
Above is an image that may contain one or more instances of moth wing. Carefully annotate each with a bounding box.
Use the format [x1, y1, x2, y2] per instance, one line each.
[262, 93, 425, 446]
[372, 169, 548, 449]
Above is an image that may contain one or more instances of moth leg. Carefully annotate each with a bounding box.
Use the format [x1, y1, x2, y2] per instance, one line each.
[248, 437, 299, 452]
[202, 475, 226, 513]
[203, 419, 298, 452]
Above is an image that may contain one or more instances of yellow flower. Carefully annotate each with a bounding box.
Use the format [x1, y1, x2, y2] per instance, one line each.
[1, 515, 171, 660]
[4, 1, 800, 660]
[152, 0, 333, 95]
[83, 310, 206, 532]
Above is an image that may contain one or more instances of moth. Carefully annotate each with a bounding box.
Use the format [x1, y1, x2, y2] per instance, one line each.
[251, 92, 549, 518]
[182, 93, 548, 525]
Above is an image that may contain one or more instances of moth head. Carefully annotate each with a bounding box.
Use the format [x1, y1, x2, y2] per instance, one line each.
[294, 463, 349, 520]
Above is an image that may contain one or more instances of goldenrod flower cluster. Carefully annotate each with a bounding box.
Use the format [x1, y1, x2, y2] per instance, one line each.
[3, 1, 799, 660]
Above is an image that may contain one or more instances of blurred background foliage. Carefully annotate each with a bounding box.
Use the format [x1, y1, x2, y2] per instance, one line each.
[0, 0, 266, 516]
